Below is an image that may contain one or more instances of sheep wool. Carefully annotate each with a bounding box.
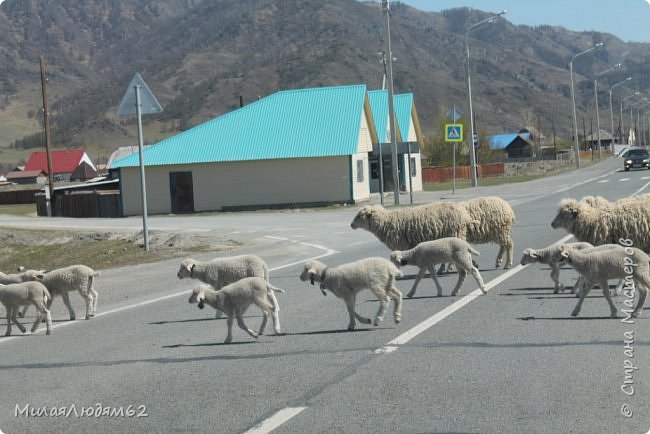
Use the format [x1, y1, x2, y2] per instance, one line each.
[551, 197, 650, 251]
[0, 281, 53, 336]
[460, 196, 515, 268]
[350, 202, 474, 251]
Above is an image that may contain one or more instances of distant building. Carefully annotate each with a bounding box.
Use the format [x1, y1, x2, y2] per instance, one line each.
[24, 149, 97, 181]
[6, 169, 47, 185]
[488, 132, 535, 158]
[111, 84, 424, 216]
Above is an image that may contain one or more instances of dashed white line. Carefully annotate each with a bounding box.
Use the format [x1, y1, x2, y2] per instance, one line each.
[597, 179, 609, 183]
[619, 177, 630, 182]
[244, 407, 307, 434]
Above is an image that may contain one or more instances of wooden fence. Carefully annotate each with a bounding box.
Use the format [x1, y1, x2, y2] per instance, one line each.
[36, 190, 122, 218]
[421, 162, 504, 183]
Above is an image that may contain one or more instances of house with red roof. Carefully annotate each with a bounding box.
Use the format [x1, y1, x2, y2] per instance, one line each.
[24, 149, 97, 181]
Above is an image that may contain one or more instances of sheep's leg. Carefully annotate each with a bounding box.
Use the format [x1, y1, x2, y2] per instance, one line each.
[505, 238, 514, 269]
[43, 308, 52, 335]
[60, 293, 76, 321]
[10, 307, 26, 334]
[451, 268, 468, 296]
[257, 309, 269, 336]
[82, 293, 94, 320]
[598, 279, 618, 318]
[235, 312, 258, 339]
[495, 245, 505, 268]
[4, 306, 13, 336]
[571, 279, 594, 317]
[550, 264, 564, 293]
[224, 315, 234, 344]
[614, 279, 623, 296]
[18, 305, 28, 318]
[631, 276, 650, 318]
[470, 266, 486, 294]
[427, 266, 444, 297]
[388, 286, 402, 323]
[214, 310, 224, 319]
[89, 286, 99, 316]
[267, 291, 279, 314]
[373, 292, 389, 326]
[407, 268, 427, 298]
[271, 303, 281, 335]
[345, 295, 370, 331]
[30, 307, 49, 334]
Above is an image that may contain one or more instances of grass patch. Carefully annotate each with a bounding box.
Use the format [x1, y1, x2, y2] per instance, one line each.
[0, 203, 38, 216]
[0, 228, 179, 272]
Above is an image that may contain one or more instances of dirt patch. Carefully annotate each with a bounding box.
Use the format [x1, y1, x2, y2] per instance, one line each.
[0, 228, 242, 272]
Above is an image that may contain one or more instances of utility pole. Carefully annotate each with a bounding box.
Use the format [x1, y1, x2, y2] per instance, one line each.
[39, 56, 55, 216]
[382, 0, 400, 205]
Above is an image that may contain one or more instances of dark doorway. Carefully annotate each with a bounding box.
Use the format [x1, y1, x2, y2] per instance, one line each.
[169, 172, 194, 213]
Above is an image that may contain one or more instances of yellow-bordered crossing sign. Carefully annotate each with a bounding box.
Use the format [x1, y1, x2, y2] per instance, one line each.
[445, 124, 463, 142]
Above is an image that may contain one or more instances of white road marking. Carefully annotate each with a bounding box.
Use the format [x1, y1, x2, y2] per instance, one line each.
[554, 170, 616, 194]
[632, 181, 650, 197]
[619, 177, 630, 182]
[597, 179, 609, 183]
[0, 237, 337, 344]
[642, 176, 650, 180]
[243, 407, 307, 434]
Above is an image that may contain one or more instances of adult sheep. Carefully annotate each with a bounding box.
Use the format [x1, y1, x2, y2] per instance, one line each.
[459, 196, 515, 268]
[350, 202, 475, 251]
[550, 197, 650, 251]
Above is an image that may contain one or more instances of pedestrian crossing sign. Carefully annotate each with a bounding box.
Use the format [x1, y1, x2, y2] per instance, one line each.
[445, 124, 463, 142]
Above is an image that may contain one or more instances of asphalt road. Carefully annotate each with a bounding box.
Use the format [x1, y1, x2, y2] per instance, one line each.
[1, 157, 649, 434]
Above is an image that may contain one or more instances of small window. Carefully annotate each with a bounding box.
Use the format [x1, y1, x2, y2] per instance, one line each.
[410, 157, 417, 177]
[357, 160, 364, 182]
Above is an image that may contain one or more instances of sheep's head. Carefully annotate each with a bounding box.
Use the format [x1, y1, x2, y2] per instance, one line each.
[519, 248, 538, 266]
[581, 195, 610, 208]
[558, 244, 573, 263]
[188, 286, 208, 309]
[299, 261, 326, 285]
[350, 205, 382, 230]
[23, 270, 46, 282]
[390, 251, 408, 267]
[551, 199, 581, 230]
[177, 259, 196, 279]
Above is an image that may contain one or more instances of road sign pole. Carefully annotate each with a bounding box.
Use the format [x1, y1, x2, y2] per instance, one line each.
[135, 85, 149, 251]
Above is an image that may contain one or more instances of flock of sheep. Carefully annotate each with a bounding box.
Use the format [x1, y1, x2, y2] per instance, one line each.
[1, 193, 649, 343]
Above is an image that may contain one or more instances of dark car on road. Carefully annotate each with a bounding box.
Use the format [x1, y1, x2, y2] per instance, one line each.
[623, 148, 650, 171]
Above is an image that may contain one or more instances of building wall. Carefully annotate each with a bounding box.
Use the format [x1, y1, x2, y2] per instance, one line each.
[402, 153, 422, 192]
[119, 156, 368, 215]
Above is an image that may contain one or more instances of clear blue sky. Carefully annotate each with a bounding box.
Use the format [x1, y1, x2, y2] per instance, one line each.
[400, 0, 650, 43]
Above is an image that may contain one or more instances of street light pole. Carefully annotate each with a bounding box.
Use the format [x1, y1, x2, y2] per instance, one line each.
[609, 77, 631, 143]
[464, 10, 506, 187]
[621, 92, 640, 144]
[569, 42, 603, 168]
[593, 64, 621, 158]
[382, 0, 400, 205]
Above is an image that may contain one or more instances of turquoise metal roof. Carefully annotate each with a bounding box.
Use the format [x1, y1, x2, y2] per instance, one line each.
[367, 90, 413, 143]
[112, 84, 369, 168]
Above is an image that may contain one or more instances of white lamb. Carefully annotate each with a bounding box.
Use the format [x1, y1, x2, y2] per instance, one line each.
[22, 265, 100, 320]
[390, 237, 486, 297]
[177, 255, 277, 319]
[551, 196, 650, 251]
[299, 257, 403, 331]
[188, 277, 284, 343]
[0, 281, 52, 336]
[559, 244, 650, 318]
[459, 196, 516, 269]
[520, 241, 593, 293]
[0, 269, 44, 285]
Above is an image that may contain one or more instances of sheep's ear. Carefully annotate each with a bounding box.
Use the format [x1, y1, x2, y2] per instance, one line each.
[560, 250, 569, 259]
[185, 263, 193, 272]
[529, 251, 538, 259]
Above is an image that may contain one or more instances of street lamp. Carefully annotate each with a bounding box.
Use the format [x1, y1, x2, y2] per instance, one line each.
[631, 98, 648, 146]
[569, 42, 604, 168]
[464, 9, 506, 187]
[609, 77, 631, 143]
[593, 64, 621, 157]
[621, 92, 640, 144]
